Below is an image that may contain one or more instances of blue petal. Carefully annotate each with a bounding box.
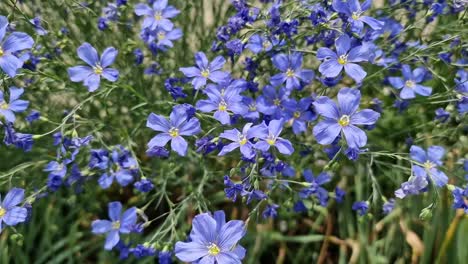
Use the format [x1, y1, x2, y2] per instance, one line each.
[179, 117, 201, 136]
[194, 52, 209, 69]
[134, 3, 153, 16]
[91, 219, 112, 234]
[342, 125, 367, 148]
[316, 47, 337, 60]
[388, 77, 404, 89]
[2, 32, 34, 53]
[313, 96, 340, 119]
[214, 110, 230, 125]
[319, 59, 343, 78]
[350, 109, 380, 125]
[2, 188, 24, 208]
[100, 47, 118, 68]
[344, 63, 366, 83]
[3, 206, 27, 226]
[84, 74, 101, 92]
[335, 34, 350, 56]
[148, 133, 172, 148]
[162, 6, 180, 18]
[209, 56, 226, 71]
[102, 68, 119, 82]
[77, 43, 99, 66]
[208, 71, 229, 83]
[171, 136, 188, 156]
[192, 76, 207, 89]
[115, 170, 134, 186]
[190, 213, 217, 244]
[219, 142, 240, 156]
[272, 53, 289, 72]
[175, 241, 208, 262]
[0, 54, 23, 77]
[68, 66, 93, 82]
[338, 88, 361, 116]
[409, 145, 427, 163]
[104, 230, 120, 250]
[0, 16, 8, 41]
[429, 168, 448, 187]
[120, 207, 137, 233]
[414, 84, 432, 97]
[108, 201, 122, 222]
[217, 220, 246, 250]
[360, 16, 383, 30]
[428, 146, 445, 165]
[275, 138, 294, 155]
[400, 87, 415, 99]
[313, 120, 341, 145]
[147, 113, 170, 132]
[268, 119, 284, 137]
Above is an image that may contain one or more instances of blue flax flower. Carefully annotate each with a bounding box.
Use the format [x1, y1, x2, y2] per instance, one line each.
[180, 52, 230, 89]
[394, 174, 428, 199]
[68, 43, 119, 92]
[196, 84, 247, 125]
[333, 0, 383, 33]
[270, 52, 314, 91]
[147, 107, 201, 156]
[253, 119, 294, 155]
[388, 65, 432, 99]
[0, 188, 28, 232]
[218, 122, 267, 159]
[313, 88, 380, 149]
[135, 0, 180, 31]
[452, 186, 468, 213]
[246, 34, 278, 54]
[299, 170, 330, 206]
[317, 34, 369, 83]
[92, 201, 137, 250]
[352, 201, 369, 216]
[0, 16, 34, 77]
[256, 85, 290, 118]
[283, 97, 316, 134]
[0, 87, 29, 123]
[408, 145, 448, 187]
[97, 149, 138, 189]
[175, 211, 246, 263]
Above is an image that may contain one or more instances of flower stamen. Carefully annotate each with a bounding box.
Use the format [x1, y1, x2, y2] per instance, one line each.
[338, 115, 350, 127]
[207, 243, 221, 256]
[169, 127, 179, 137]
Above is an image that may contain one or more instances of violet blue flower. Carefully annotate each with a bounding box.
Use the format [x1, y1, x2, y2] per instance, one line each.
[134, 0, 180, 31]
[0, 16, 34, 77]
[394, 175, 428, 199]
[299, 170, 330, 206]
[253, 119, 294, 155]
[146, 107, 201, 156]
[388, 65, 432, 99]
[0, 87, 29, 123]
[352, 201, 369, 216]
[283, 97, 316, 134]
[246, 34, 278, 54]
[317, 34, 369, 83]
[218, 122, 267, 159]
[256, 85, 290, 118]
[313, 88, 380, 149]
[180, 52, 230, 89]
[332, 0, 384, 33]
[68, 43, 119, 92]
[0, 188, 28, 233]
[91, 201, 137, 250]
[270, 52, 314, 91]
[175, 211, 246, 263]
[409, 145, 448, 187]
[196, 83, 247, 125]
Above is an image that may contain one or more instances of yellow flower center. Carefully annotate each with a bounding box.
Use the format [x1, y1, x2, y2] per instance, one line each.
[267, 135, 276, 145]
[352, 12, 361, 20]
[207, 243, 221, 256]
[249, 104, 257, 111]
[293, 111, 301, 119]
[201, 69, 210, 78]
[0, 102, 8, 110]
[338, 55, 348, 65]
[169, 127, 179, 137]
[154, 12, 162, 21]
[112, 221, 121, 230]
[286, 68, 295, 77]
[273, 99, 281, 106]
[405, 80, 415, 88]
[157, 32, 166, 40]
[239, 135, 248, 145]
[218, 101, 228, 111]
[423, 161, 435, 170]
[262, 41, 271, 50]
[94, 65, 103, 75]
[338, 115, 350, 127]
[0, 47, 4, 57]
[0, 207, 6, 218]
